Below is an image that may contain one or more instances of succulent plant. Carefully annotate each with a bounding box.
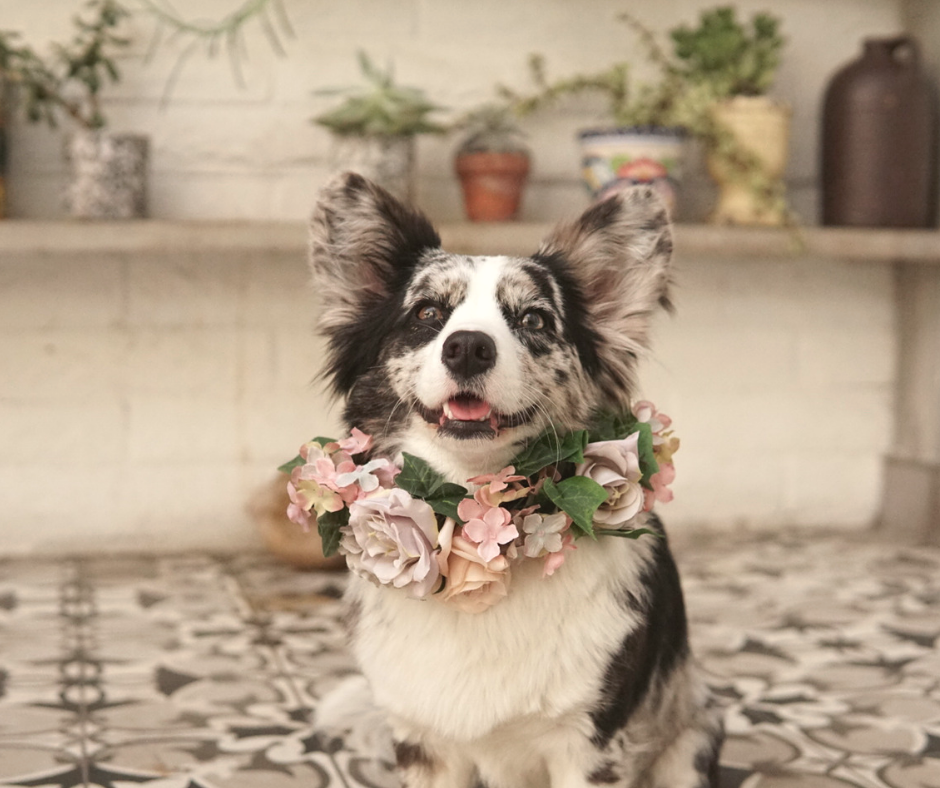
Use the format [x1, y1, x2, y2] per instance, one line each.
[312, 51, 445, 138]
[455, 104, 528, 155]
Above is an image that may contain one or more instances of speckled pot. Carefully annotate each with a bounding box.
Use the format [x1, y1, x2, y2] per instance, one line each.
[65, 130, 149, 219]
[328, 134, 415, 205]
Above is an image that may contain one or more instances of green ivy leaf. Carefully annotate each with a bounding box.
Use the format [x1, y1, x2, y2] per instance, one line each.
[633, 422, 660, 489]
[588, 411, 639, 442]
[428, 496, 464, 522]
[317, 509, 349, 558]
[595, 527, 661, 540]
[397, 453, 451, 498]
[277, 455, 305, 474]
[510, 429, 588, 478]
[542, 475, 609, 539]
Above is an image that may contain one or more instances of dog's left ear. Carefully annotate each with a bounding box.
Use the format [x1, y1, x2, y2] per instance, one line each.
[309, 172, 441, 332]
[537, 187, 672, 397]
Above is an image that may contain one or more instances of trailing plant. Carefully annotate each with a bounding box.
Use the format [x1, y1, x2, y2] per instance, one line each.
[670, 6, 784, 99]
[136, 0, 294, 99]
[454, 103, 529, 155]
[312, 51, 446, 138]
[0, 0, 130, 129]
[498, 8, 792, 224]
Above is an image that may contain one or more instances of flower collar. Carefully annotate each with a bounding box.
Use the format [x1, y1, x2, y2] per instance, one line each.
[281, 402, 678, 614]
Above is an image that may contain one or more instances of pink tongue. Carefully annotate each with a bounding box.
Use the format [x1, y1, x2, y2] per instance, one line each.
[448, 397, 491, 421]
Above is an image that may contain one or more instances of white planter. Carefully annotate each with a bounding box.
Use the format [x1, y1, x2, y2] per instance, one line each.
[329, 134, 415, 205]
[65, 130, 148, 219]
[578, 126, 685, 212]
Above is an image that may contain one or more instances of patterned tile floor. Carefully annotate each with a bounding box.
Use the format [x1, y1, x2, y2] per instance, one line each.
[0, 531, 938, 788]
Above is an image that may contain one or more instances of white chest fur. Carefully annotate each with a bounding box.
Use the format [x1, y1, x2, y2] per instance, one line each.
[348, 533, 656, 743]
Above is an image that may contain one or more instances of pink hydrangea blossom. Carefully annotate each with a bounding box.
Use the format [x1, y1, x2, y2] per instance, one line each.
[643, 461, 676, 511]
[519, 512, 570, 558]
[459, 496, 519, 563]
[468, 465, 530, 507]
[337, 427, 373, 456]
[542, 533, 576, 577]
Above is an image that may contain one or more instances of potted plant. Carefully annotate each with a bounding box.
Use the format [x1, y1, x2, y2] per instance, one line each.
[312, 51, 445, 205]
[453, 103, 530, 221]
[668, 6, 789, 225]
[501, 55, 687, 212]
[0, 0, 148, 219]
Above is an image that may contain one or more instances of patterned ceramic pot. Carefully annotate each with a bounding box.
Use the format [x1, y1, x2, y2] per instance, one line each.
[65, 130, 149, 219]
[329, 134, 415, 205]
[578, 126, 685, 212]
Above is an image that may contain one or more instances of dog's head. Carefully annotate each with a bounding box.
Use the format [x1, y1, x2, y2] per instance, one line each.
[309, 173, 672, 477]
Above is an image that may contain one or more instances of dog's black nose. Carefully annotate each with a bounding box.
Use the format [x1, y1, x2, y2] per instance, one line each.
[442, 330, 497, 379]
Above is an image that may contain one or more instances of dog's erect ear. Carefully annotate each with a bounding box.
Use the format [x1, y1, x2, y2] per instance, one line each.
[537, 187, 672, 401]
[309, 172, 441, 332]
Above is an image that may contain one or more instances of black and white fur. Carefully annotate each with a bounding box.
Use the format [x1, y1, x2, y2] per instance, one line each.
[309, 173, 722, 788]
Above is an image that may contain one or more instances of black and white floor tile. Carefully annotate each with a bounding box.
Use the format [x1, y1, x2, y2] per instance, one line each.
[0, 532, 937, 788]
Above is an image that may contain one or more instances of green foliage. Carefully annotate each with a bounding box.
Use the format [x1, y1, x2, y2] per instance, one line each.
[454, 103, 529, 155]
[313, 51, 446, 138]
[0, 0, 130, 129]
[397, 453, 469, 522]
[317, 508, 348, 558]
[670, 6, 784, 98]
[542, 476, 609, 539]
[509, 428, 588, 479]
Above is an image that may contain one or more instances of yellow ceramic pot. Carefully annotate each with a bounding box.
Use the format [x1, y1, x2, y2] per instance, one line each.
[706, 96, 791, 225]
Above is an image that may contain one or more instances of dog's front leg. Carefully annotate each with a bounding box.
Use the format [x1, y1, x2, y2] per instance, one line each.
[393, 734, 477, 788]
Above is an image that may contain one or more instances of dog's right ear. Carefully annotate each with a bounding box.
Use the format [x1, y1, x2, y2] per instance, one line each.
[309, 172, 441, 333]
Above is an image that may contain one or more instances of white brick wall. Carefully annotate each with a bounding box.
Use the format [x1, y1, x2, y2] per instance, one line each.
[1, 0, 905, 222]
[0, 242, 895, 555]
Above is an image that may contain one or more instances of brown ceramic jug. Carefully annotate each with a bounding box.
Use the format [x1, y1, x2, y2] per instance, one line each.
[822, 37, 938, 227]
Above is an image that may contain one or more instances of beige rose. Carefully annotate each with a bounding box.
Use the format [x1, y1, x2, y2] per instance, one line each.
[437, 519, 511, 614]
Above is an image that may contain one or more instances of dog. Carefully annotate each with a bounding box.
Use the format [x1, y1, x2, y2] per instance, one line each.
[307, 172, 722, 788]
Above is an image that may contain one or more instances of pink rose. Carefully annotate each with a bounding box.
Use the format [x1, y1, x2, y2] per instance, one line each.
[576, 434, 644, 528]
[342, 489, 441, 599]
[437, 519, 511, 614]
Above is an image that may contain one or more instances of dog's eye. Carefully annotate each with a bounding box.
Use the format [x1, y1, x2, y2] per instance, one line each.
[416, 303, 444, 322]
[520, 310, 546, 330]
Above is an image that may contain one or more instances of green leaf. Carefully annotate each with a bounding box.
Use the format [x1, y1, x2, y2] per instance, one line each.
[427, 496, 464, 522]
[277, 454, 305, 474]
[633, 422, 660, 489]
[510, 429, 588, 478]
[595, 527, 661, 540]
[397, 452, 450, 498]
[588, 410, 639, 442]
[542, 475, 609, 539]
[317, 509, 349, 558]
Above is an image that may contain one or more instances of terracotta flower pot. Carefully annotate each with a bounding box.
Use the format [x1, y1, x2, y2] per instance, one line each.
[706, 96, 791, 225]
[456, 151, 530, 221]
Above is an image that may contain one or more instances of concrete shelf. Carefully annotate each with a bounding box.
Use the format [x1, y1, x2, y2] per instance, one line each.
[3, 220, 940, 264]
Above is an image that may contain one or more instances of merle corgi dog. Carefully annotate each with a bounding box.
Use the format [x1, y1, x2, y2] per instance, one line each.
[308, 172, 722, 788]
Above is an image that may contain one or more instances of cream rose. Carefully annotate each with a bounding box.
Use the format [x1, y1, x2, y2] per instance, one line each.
[437, 519, 511, 614]
[342, 488, 441, 599]
[576, 434, 644, 527]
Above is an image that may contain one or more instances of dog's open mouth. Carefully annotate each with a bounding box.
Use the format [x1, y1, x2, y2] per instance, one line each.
[416, 394, 535, 440]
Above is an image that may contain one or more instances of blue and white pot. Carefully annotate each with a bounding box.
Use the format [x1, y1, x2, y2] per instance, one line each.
[578, 126, 685, 211]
